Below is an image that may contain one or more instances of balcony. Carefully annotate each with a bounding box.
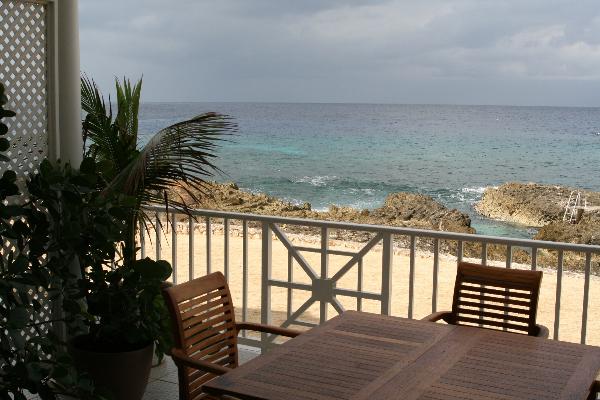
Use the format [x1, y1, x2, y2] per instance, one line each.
[143, 206, 600, 346]
[134, 206, 600, 398]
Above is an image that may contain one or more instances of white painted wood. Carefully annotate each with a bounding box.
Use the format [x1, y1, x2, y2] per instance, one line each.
[554, 250, 564, 340]
[188, 216, 194, 281]
[260, 222, 272, 350]
[581, 252, 592, 344]
[432, 238, 439, 313]
[381, 233, 393, 316]
[142, 206, 600, 345]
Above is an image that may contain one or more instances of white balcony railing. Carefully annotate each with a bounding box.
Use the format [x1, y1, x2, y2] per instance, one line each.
[142, 206, 600, 347]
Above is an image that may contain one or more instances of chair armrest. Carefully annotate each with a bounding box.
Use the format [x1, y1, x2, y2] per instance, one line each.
[171, 348, 231, 375]
[236, 322, 301, 338]
[588, 369, 600, 400]
[422, 311, 453, 323]
[535, 324, 550, 338]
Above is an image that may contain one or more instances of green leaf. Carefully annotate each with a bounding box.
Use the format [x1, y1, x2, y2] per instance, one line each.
[79, 157, 96, 174]
[2, 169, 16, 182]
[26, 362, 48, 383]
[0, 204, 23, 218]
[0, 137, 9, 151]
[134, 258, 172, 281]
[8, 255, 27, 274]
[8, 307, 29, 329]
[0, 109, 16, 118]
[12, 392, 27, 400]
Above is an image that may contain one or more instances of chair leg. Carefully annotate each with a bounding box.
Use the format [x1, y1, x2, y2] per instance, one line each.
[588, 382, 599, 400]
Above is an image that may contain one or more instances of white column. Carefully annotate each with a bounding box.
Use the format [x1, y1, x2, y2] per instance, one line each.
[52, 0, 83, 343]
[56, 0, 82, 166]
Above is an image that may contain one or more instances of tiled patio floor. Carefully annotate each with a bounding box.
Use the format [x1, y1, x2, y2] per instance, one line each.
[143, 345, 261, 399]
[23, 346, 260, 399]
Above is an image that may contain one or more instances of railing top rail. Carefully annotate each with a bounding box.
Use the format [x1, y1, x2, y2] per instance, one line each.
[144, 205, 600, 254]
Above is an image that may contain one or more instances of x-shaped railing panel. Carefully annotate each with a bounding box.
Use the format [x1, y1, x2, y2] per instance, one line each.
[261, 222, 394, 339]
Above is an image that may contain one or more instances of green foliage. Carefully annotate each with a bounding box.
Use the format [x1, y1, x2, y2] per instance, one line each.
[22, 158, 173, 370]
[0, 81, 172, 398]
[84, 258, 172, 354]
[81, 75, 236, 264]
[0, 83, 108, 399]
[1, 71, 233, 397]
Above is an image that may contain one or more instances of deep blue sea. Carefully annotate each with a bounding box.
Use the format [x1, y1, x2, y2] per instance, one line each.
[138, 103, 600, 239]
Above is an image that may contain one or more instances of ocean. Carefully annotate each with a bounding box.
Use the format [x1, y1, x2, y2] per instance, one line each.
[138, 102, 600, 239]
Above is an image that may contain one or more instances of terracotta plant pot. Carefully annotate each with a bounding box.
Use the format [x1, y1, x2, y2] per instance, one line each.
[68, 335, 154, 400]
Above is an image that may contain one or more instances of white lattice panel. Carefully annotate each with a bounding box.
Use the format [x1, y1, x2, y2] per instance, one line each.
[0, 0, 51, 343]
[0, 0, 48, 176]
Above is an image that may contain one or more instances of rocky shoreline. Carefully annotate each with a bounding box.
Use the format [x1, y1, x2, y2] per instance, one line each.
[165, 181, 599, 273]
[476, 182, 600, 246]
[172, 181, 475, 235]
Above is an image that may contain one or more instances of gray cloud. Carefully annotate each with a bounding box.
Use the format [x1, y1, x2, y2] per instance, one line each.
[80, 0, 600, 106]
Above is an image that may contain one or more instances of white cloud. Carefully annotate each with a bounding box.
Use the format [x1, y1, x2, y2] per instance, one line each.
[79, 0, 600, 106]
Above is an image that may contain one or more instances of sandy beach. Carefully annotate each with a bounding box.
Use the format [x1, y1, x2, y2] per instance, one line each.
[141, 224, 600, 346]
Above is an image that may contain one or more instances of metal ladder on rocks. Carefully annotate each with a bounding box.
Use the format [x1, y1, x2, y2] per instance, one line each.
[563, 191, 586, 223]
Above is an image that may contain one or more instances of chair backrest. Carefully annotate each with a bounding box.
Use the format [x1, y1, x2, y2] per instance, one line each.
[449, 262, 543, 336]
[163, 272, 239, 400]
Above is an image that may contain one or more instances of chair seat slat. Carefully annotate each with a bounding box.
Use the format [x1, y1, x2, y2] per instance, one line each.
[456, 308, 531, 324]
[459, 292, 531, 307]
[457, 300, 530, 315]
[459, 283, 533, 299]
[455, 315, 528, 331]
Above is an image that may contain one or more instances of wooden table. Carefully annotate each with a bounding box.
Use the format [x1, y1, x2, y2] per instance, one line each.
[204, 311, 600, 400]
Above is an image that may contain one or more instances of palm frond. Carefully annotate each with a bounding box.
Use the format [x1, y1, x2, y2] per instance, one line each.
[81, 75, 121, 171]
[105, 112, 236, 218]
[115, 77, 142, 153]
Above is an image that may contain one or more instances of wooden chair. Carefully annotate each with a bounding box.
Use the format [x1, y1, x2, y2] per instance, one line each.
[162, 272, 301, 400]
[588, 370, 600, 400]
[422, 261, 549, 337]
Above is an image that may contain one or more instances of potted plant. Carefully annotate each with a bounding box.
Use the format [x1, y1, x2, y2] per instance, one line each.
[0, 83, 108, 399]
[60, 76, 236, 399]
[67, 258, 172, 400]
[0, 73, 235, 398]
[13, 152, 173, 399]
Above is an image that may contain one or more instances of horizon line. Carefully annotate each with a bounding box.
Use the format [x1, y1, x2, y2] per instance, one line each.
[137, 100, 600, 109]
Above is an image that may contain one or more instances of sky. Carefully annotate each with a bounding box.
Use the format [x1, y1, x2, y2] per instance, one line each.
[79, 0, 600, 107]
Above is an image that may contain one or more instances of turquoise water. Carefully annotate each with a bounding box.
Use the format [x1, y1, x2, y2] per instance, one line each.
[138, 103, 600, 239]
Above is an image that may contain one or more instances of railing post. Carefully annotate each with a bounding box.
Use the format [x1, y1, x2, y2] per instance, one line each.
[320, 227, 329, 324]
[224, 218, 230, 281]
[261, 222, 272, 352]
[206, 217, 212, 274]
[581, 252, 592, 344]
[481, 242, 487, 265]
[139, 220, 145, 259]
[155, 213, 161, 261]
[171, 212, 177, 285]
[381, 233, 393, 315]
[554, 250, 564, 340]
[188, 216, 194, 282]
[432, 238, 439, 313]
[242, 220, 249, 335]
[408, 235, 416, 319]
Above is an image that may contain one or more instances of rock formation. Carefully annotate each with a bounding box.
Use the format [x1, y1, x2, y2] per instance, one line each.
[534, 212, 600, 245]
[476, 182, 600, 227]
[170, 181, 474, 234]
